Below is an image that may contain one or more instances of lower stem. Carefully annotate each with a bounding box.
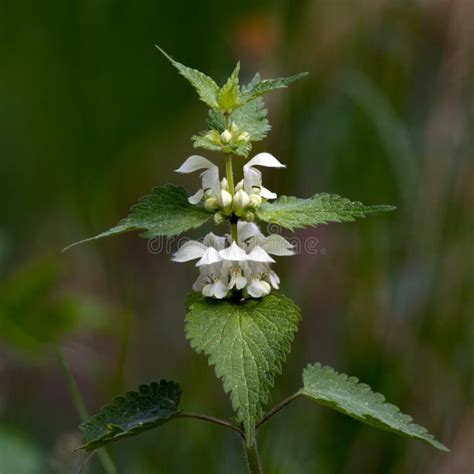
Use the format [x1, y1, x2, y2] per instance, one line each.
[244, 439, 263, 474]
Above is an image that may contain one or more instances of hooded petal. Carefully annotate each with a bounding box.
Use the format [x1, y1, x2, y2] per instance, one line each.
[245, 152, 286, 170]
[219, 241, 248, 261]
[238, 221, 262, 243]
[247, 246, 275, 263]
[203, 232, 226, 250]
[175, 155, 216, 174]
[172, 240, 207, 262]
[196, 247, 223, 266]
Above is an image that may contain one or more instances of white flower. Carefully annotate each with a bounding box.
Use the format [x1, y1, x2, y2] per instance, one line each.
[216, 189, 232, 208]
[172, 233, 226, 267]
[245, 262, 280, 298]
[173, 224, 293, 299]
[241, 152, 286, 200]
[193, 262, 229, 299]
[175, 155, 219, 204]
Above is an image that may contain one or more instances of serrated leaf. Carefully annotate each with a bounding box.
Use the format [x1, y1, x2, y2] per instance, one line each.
[241, 72, 308, 103]
[63, 185, 211, 251]
[232, 96, 271, 142]
[80, 380, 181, 450]
[185, 293, 301, 444]
[257, 194, 395, 231]
[299, 364, 448, 451]
[218, 62, 240, 111]
[156, 46, 219, 108]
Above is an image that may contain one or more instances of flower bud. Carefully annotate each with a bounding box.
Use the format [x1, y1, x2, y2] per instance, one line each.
[213, 212, 225, 225]
[205, 129, 221, 144]
[204, 197, 219, 211]
[248, 194, 262, 208]
[230, 121, 239, 133]
[235, 180, 244, 192]
[244, 211, 255, 222]
[220, 129, 232, 144]
[238, 132, 250, 142]
[220, 177, 229, 190]
[216, 189, 232, 208]
[204, 189, 213, 199]
[233, 190, 250, 210]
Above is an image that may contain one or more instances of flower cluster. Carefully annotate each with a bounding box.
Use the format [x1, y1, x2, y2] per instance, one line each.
[174, 151, 292, 299]
[175, 153, 285, 223]
[173, 221, 294, 299]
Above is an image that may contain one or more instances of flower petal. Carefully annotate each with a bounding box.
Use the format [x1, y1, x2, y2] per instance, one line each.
[196, 247, 223, 266]
[244, 152, 286, 170]
[247, 246, 275, 263]
[219, 241, 248, 261]
[175, 155, 216, 174]
[247, 280, 271, 298]
[212, 280, 229, 299]
[172, 241, 207, 262]
[188, 188, 204, 204]
[259, 186, 277, 200]
[203, 232, 226, 250]
[238, 222, 262, 243]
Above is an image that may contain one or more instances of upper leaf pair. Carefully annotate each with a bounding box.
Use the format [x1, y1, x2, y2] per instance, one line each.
[157, 46, 306, 113]
[156, 46, 306, 157]
[63, 186, 394, 251]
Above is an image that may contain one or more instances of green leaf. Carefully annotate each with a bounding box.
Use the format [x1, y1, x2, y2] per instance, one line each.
[232, 96, 271, 142]
[241, 72, 308, 103]
[185, 293, 301, 444]
[257, 194, 396, 231]
[80, 380, 181, 451]
[156, 46, 219, 108]
[299, 364, 449, 452]
[218, 62, 240, 111]
[63, 185, 211, 251]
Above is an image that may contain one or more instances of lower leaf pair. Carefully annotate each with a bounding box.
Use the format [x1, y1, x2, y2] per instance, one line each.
[79, 293, 448, 457]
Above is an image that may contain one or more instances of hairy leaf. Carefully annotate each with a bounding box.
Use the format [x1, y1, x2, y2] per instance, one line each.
[241, 72, 308, 103]
[63, 185, 211, 251]
[300, 364, 448, 451]
[257, 194, 395, 230]
[156, 46, 219, 108]
[218, 62, 240, 111]
[232, 96, 271, 142]
[80, 380, 181, 450]
[185, 293, 301, 444]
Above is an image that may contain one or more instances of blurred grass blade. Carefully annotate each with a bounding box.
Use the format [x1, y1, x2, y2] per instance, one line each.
[55, 344, 118, 473]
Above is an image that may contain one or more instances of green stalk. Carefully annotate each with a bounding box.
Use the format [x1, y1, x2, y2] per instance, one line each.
[55, 344, 118, 474]
[244, 439, 263, 474]
[225, 153, 238, 242]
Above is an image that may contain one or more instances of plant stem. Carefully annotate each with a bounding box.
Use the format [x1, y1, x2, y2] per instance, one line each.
[243, 438, 263, 474]
[55, 344, 118, 474]
[225, 153, 239, 242]
[256, 392, 301, 429]
[177, 411, 244, 437]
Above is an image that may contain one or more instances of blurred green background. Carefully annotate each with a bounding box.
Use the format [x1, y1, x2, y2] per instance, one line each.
[0, 0, 472, 472]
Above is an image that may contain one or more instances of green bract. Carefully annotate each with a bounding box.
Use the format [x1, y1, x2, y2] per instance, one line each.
[299, 364, 448, 451]
[80, 380, 181, 451]
[185, 293, 301, 444]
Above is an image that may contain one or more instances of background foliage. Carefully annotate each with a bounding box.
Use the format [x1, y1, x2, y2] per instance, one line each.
[0, 0, 472, 472]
